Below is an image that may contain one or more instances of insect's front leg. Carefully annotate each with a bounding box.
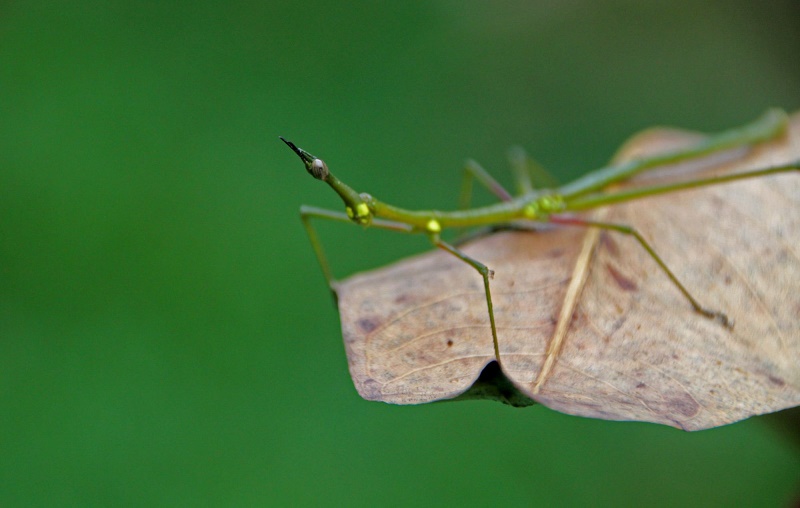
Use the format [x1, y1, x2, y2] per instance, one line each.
[300, 205, 413, 292]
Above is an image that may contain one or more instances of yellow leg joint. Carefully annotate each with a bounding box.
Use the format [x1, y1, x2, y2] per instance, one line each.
[426, 218, 442, 233]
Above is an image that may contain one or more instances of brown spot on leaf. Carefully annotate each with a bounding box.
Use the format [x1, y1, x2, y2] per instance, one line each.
[446, 339, 454, 347]
[636, 382, 646, 389]
[357, 318, 380, 333]
[359, 378, 383, 400]
[394, 293, 412, 304]
[600, 231, 620, 257]
[605, 263, 638, 291]
[669, 392, 700, 418]
[768, 375, 785, 387]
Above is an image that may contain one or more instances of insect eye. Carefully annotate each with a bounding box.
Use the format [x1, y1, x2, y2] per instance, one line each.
[310, 158, 329, 180]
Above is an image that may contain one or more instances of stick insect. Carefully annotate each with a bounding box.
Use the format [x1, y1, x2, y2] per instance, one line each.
[282, 109, 799, 366]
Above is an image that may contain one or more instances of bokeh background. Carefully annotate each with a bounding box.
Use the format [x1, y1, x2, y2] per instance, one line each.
[2, 1, 799, 506]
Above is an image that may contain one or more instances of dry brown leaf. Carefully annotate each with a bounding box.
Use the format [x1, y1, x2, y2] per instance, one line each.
[334, 112, 800, 431]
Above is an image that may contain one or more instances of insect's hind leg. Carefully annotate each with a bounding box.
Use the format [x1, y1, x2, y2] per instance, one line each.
[549, 215, 733, 329]
[430, 235, 503, 364]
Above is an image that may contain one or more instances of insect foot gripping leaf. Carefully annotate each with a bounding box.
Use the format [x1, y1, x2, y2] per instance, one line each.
[334, 111, 800, 431]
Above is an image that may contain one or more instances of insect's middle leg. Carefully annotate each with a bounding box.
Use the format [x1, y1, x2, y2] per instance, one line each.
[459, 159, 513, 210]
[508, 146, 559, 192]
[430, 235, 502, 363]
[550, 215, 733, 328]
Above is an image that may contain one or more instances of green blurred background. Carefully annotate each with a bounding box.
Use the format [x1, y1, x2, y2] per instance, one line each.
[2, 1, 799, 506]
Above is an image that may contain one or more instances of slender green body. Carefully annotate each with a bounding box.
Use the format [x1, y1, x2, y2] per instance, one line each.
[282, 109, 799, 365]
[369, 108, 789, 231]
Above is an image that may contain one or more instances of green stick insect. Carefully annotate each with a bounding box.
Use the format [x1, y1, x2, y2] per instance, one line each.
[282, 109, 799, 365]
